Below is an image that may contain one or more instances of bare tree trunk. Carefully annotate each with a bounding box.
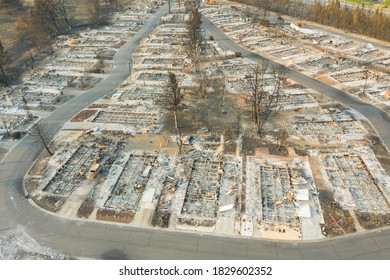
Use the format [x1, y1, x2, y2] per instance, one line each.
[273, 69, 285, 116]
[176, 132, 183, 155]
[244, 61, 280, 136]
[2, 121, 10, 136]
[39, 132, 53, 156]
[220, 85, 225, 107]
[184, 5, 203, 68]
[53, 0, 72, 28]
[0, 65, 8, 86]
[28, 123, 53, 156]
[174, 111, 178, 129]
[157, 72, 182, 130]
[22, 95, 34, 121]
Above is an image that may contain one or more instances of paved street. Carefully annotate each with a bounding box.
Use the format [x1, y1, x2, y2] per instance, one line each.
[0, 4, 390, 260]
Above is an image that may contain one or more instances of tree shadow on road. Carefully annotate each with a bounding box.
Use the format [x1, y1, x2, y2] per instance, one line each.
[101, 249, 129, 260]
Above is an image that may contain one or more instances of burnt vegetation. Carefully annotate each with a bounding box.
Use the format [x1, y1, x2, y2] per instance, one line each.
[234, 0, 390, 41]
[244, 61, 285, 136]
[183, 1, 204, 69]
[157, 72, 184, 130]
[0, 0, 124, 86]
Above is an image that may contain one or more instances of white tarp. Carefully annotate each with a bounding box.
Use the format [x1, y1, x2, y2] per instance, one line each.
[290, 23, 317, 35]
[295, 189, 310, 201]
[296, 204, 311, 218]
[218, 204, 234, 212]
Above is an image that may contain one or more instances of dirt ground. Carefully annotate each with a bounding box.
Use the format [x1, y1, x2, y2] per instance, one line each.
[310, 156, 357, 236]
[77, 198, 95, 218]
[308, 156, 327, 191]
[318, 190, 356, 237]
[71, 110, 97, 122]
[176, 90, 242, 138]
[354, 212, 390, 230]
[34, 195, 65, 213]
[96, 209, 134, 224]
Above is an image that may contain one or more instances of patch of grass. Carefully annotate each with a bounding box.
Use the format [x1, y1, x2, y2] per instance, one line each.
[71, 14, 90, 20]
[345, 0, 374, 6]
[346, 0, 390, 8]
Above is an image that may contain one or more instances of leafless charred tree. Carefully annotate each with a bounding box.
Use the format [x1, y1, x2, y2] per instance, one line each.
[0, 40, 9, 86]
[103, 0, 122, 11]
[108, 0, 119, 8]
[184, 0, 201, 13]
[90, 50, 106, 73]
[237, 0, 390, 41]
[215, 69, 226, 107]
[16, 12, 47, 52]
[21, 95, 34, 121]
[28, 51, 35, 69]
[87, 0, 108, 25]
[178, 0, 183, 12]
[276, 129, 288, 152]
[244, 61, 282, 136]
[81, 70, 92, 89]
[15, 0, 71, 52]
[183, 5, 204, 70]
[158, 72, 183, 129]
[272, 66, 285, 116]
[258, 0, 270, 19]
[28, 122, 53, 156]
[244, 61, 266, 128]
[198, 73, 210, 98]
[51, 0, 71, 28]
[32, 0, 71, 35]
[176, 132, 184, 155]
[0, 0, 23, 10]
[1, 119, 11, 137]
[275, 16, 285, 38]
[32, 32, 50, 53]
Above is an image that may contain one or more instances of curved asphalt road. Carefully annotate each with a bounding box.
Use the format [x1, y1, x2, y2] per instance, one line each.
[1, 5, 390, 260]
